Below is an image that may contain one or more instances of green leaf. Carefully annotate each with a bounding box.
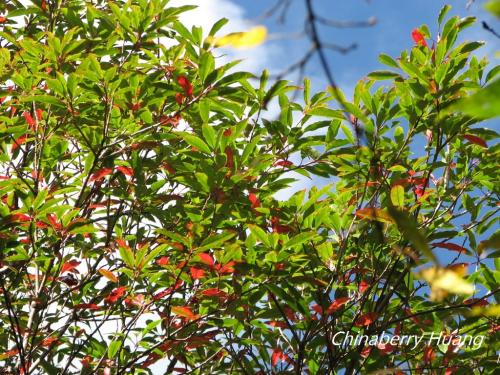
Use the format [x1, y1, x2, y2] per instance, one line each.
[248, 224, 271, 248]
[178, 132, 212, 154]
[387, 206, 437, 263]
[283, 231, 317, 250]
[201, 123, 216, 149]
[438, 5, 452, 25]
[390, 185, 405, 208]
[198, 231, 236, 252]
[378, 53, 399, 69]
[119, 245, 135, 269]
[108, 340, 121, 359]
[367, 70, 401, 80]
[447, 79, 500, 119]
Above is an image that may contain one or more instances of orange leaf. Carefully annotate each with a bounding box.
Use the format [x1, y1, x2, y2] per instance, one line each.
[354, 312, 378, 327]
[216, 261, 236, 274]
[89, 168, 113, 182]
[61, 260, 80, 274]
[41, 336, 59, 347]
[104, 286, 127, 304]
[156, 256, 169, 266]
[12, 135, 28, 152]
[423, 345, 435, 363]
[190, 267, 205, 280]
[99, 268, 119, 283]
[197, 252, 215, 267]
[171, 306, 199, 321]
[116, 165, 134, 177]
[326, 297, 350, 314]
[0, 349, 19, 360]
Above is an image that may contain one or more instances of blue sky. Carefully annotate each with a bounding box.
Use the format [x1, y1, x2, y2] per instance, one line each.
[173, 0, 497, 94]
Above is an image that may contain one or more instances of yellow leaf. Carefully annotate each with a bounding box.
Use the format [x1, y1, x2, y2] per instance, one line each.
[98, 268, 118, 283]
[419, 267, 474, 301]
[210, 26, 267, 49]
[469, 305, 500, 317]
[355, 208, 395, 224]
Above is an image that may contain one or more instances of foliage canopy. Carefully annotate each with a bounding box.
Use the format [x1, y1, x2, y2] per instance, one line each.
[0, 1, 498, 374]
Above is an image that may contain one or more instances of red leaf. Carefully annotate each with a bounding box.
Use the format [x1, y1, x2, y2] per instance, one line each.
[116, 238, 129, 249]
[431, 242, 467, 253]
[41, 336, 59, 347]
[10, 213, 31, 222]
[326, 297, 350, 314]
[177, 75, 193, 97]
[175, 92, 184, 104]
[161, 162, 176, 174]
[104, 286, 127, 304]
[156, 256, 170, 266]
[271, 216, 292, 233]
[274, 160, 293, 167]
[190, 267, 205, 280]
[41, 0, 47, 11]
[216, 261, 236, 274]
[445, 368, 458, 375]
[23, 111, 36, 131]
[0, 17, 7, 24]
[423, 345, 435, 363]
[377, 342, 395, 355]
[116, 165, 134, 177]
[463, 134, 487, 148]
[360, 346, 372, 358]
[47, 213, 62, 230]
[225, 147, 234, 169]
[74, 303, 100, 310]
[271, 348, 289, 366]
[201, 288, 227, 297]
[124, 294, 145, 308]
[197, 252, 215, 267]
[311, 304, 323, 315]
[89, 168, 113, 182]
[354, 312, 378, 327]
[359, 280, 369, 293]
[160, 114, 182, 127]
[248, 193, 260, 209]
[463, 298, 488, 307]
[152, 281, 183, 301]
[12, 135, 28, 152]
[411, 29, 427, 47]
[130, 102, 141, 111]
[61, 260, 80, 274]
[0, 349, 19, 359]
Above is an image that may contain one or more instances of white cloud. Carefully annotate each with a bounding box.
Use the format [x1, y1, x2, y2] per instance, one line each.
[169, 0, 282, 73]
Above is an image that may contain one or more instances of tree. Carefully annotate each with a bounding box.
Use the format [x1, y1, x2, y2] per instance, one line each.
[0, 1, 498, 374]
